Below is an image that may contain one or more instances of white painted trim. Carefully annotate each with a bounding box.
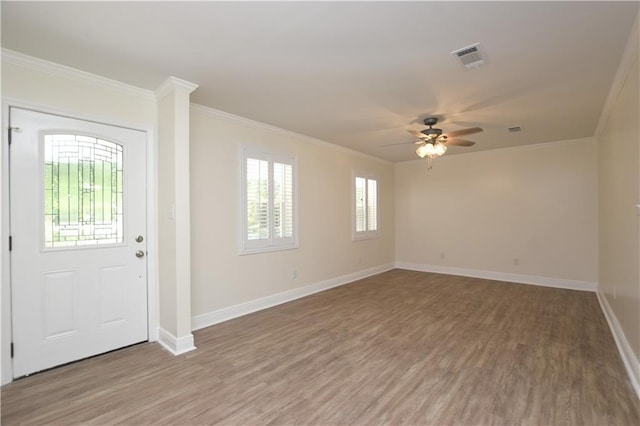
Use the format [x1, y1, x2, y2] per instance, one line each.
[157, 328, 196, 356]
[1, 49, 156, 101]
[0, 98, 159, 384]
[155, 76, 198, 100]
[595, 12, 639, 138]
[146, 121, 160, 344]
[394, 262, 597, 292]
[1, 103, 12, 386]
[190, 103, 391, 165]
[238, 145, 299, 255]
[352, 171, 380, 242]
[596, 289, 640, 399]
[192, 263, 395, 331]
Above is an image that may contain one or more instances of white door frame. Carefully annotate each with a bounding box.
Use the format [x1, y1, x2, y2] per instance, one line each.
[1, 99, 159, 385]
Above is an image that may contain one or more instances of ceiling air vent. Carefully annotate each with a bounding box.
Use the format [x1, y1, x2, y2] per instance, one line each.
[508, 126, 523, 133]
[451, 43, 485, 68]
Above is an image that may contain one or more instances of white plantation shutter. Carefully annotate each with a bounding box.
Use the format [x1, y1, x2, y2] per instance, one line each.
[273, 161, 294, 240]
[367, 179, 377, 232]
[242, 148, 297, 254]
[355, 177, 366, 233]
[353, 174, 379, 240]
[246, 157, 269, 241]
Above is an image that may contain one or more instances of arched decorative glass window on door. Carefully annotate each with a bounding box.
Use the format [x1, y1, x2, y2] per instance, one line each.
[43, 134, 124, 248]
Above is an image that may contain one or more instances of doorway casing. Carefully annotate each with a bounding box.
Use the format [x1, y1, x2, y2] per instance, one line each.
[1, 98, 160, 385]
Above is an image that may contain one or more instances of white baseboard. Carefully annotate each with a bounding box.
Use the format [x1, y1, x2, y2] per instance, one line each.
[394, 262, 597, 292]
[192, 263, 395, 331]
[157, 328, 197, 356]
[596, 289, 640, 399]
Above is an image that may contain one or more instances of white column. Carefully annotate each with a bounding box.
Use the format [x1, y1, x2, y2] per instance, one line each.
[155, 77, 198, 355]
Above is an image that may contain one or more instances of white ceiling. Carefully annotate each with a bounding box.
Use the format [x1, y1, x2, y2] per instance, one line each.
[2, 1, 638, 162]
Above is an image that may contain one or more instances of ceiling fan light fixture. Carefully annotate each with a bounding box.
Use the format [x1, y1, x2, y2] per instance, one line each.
[416, 143, 430, 158]
[405, 116, 482, 160]
[415, 141, 447, 159]
[434, 142, 447, 156]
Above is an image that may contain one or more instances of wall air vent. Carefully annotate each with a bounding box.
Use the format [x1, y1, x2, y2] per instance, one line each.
[451, 43, 485, 68]
[508, 126, 523, 133]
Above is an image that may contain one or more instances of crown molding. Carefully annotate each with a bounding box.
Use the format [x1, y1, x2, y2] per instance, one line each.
[1, 48, 156, 101]
[595, 11, 639, 138]
[154, 76, 199, 100]
[190, 103, 392, 165]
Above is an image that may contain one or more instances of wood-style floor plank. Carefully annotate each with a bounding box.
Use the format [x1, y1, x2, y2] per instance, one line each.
[1, 270, 638, 425]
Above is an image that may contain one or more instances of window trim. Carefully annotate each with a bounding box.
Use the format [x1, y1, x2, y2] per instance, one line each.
[352, 171, 379, 241]
[239, 145, 298, 255]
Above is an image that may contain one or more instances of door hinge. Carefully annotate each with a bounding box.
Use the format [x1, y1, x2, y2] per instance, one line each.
[10, 342, 14, 358]
[8, 127, 20, 145]
[9, 236, 12, 252]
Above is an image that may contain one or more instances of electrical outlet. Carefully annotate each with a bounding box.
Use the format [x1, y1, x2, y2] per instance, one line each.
[292, 269, 297, 279]
[513, 258, 520, 266]
[357, 256, 362, 264]
[440, 252, 446, 260]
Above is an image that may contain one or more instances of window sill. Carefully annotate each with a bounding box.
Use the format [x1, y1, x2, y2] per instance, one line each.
[352, 233, 380, 242]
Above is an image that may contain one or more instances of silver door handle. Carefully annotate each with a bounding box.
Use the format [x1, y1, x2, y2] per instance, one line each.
[136, 235, 144, 243]
[135, 250, 145, 258]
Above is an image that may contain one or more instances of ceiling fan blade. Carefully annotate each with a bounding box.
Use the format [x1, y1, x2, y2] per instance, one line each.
[444, 127, 483, 138]
[378, 141, 415, 148]
[407, 129, 427, 138]
[446, 138, 476, 147]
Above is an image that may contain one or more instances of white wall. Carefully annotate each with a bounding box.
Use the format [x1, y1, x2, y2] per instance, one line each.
[597, 55, 639, 362]
[395, 138, 598, 286]
[155, 78, 198, 352]
[189, 105, 395, 320]
[156, 95, 178, 336]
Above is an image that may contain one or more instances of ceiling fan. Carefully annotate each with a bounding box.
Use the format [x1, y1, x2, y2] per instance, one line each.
[410, 117, 483, 158]
[383, 117, 483, 159]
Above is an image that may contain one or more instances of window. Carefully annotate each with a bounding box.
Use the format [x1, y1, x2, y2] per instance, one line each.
[43, 134, 124, 249]
[241, 147, 297, 254]
[353, 174, 378, 240]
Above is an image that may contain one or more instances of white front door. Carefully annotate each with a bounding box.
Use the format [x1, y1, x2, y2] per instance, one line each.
[9, 107, 148, 378]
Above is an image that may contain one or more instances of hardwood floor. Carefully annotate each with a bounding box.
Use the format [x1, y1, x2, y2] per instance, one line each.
[2, 269, 638, 425]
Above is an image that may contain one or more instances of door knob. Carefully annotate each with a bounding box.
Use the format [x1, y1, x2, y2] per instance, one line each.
[135, 235, 144, 243]
[135, 250, 145, 258]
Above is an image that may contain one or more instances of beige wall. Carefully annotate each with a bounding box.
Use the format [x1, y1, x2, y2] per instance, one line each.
[598, 55, 639, 360]
[189, 106, 395, 316]
[156, 92, 178, 336]
[1, 61, 157, 126]
[395, 138, 599, 283]
[2, 45, 635, 385]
